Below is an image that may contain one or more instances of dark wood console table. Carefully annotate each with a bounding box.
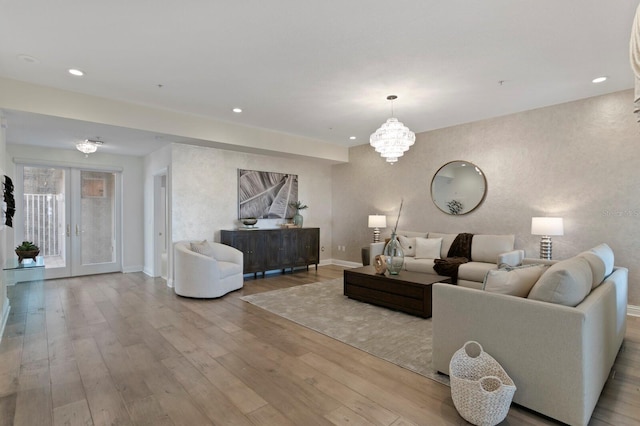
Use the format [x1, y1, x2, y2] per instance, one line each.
[344, 266, 451, 318]
[221, 228, 319, 277]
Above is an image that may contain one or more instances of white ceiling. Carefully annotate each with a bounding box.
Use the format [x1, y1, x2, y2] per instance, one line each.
[1, 0, 638, 156]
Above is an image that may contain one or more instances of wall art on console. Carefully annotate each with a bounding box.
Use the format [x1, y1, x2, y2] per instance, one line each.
[238, 169, 298, 219]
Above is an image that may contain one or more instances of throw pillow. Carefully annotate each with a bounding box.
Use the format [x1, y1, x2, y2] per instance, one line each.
[589, 243, 614, 277]
[527, 256, 593, 307]
[398, 235, 417, 257]
[415, 237, 442, 259]
[578, 251, 606, 289]
[190, 240, 215, 257]
[483, 264, 548, 297]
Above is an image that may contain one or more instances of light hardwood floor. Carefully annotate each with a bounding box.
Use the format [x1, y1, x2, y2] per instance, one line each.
[0, 265, 638, 425]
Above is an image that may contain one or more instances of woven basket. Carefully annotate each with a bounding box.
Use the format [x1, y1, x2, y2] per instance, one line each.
[449, 341, 516, 426]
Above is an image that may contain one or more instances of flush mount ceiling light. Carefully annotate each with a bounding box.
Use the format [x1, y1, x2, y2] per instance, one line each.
[232, 107, 243, 113]
[68, 68, 84, 76]
[369, 95, 415, 164]
[76, 139, 103, 157]
[592, 76, 607, 83]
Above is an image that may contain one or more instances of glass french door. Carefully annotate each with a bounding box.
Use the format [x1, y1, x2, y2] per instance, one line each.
[16, 165, 122, 279]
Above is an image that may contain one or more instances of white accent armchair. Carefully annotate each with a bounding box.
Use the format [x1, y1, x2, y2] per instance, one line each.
[174, 240, 244, 298]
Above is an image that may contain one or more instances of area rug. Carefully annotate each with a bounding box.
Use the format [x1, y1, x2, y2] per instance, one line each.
[241, 278, 449, 385]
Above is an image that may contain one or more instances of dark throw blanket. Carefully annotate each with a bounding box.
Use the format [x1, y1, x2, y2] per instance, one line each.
[433, 233, 474, 284]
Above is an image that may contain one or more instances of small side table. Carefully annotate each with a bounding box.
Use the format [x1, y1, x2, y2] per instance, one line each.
[361, 246, 370, 266]
[4, 256, 45, 285]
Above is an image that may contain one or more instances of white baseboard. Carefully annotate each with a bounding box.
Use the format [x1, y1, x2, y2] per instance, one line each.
[166, 278, 174, 288]
[142, 267, 154, 277]
[122, 265, 143, 273]
[330, 259, 363, 268]
[628, 304, 640, 317]
[0, 298, 10, 344]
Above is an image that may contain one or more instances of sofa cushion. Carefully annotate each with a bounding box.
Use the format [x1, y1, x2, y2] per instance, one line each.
[428, 232, 457, 258]
[483, 264, 548, 297]
[396, 230, 429, 239]
[471, 234, 515, 263]
[404, 257, 437, 274]
[527, 256, 593, 307]
[578, 251, 607, 289]
[458, 262, 496, 283]
[589, 243, 614, 277]
[190, 240, 215, 257]
[415, 237, 442, 259]
[398, 235, 417, 257]
[218, 261, 243, 278]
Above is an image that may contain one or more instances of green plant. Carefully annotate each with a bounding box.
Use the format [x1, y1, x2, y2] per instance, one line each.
[289, 200, 308, 210]
[16, 241, 39, 251]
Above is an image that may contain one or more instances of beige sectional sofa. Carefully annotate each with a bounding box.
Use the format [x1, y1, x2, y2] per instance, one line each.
[369, 230, 524, 287]
[432, 244, 627, 426]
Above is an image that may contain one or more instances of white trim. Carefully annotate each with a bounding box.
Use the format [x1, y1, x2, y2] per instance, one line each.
[0, 298, 10, 344]
[330, 259, 362, 268]
[13, 157, 124, 172]
[142, 267, 154, 277]
[167, 278, 174, 288]
[122, 265, 143, 273]
[628, 304, 640, 317]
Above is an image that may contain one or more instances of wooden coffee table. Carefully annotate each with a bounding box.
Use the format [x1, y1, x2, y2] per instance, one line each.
[344, 266, 452, 318]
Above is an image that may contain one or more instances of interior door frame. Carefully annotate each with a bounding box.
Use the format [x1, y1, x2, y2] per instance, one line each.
[14, 159, 124, 279]
[153, 168, 168, 278]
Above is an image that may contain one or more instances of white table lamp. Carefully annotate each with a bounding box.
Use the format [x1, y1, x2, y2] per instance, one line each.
[368, 215, 387, 243]
[531, 217, 564, 260]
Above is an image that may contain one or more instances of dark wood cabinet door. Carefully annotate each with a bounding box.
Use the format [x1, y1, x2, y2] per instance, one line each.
[221, 230, 264, 273]
[264, 231, 284, 270]
[295, 228, 319, 266]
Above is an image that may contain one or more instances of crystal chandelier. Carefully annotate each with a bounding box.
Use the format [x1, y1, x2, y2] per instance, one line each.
[370, 95, 415, 164]
[76, 139, 103, 157]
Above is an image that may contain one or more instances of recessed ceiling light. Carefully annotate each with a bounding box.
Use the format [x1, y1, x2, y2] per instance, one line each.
[349, 136, 357, 140]
[232, 108, 242, 113]
[68, 68, 84, 77]
[592, 76, 607, 83]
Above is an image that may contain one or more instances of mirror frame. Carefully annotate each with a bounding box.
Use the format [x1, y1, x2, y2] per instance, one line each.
[430, 160, 487, 215]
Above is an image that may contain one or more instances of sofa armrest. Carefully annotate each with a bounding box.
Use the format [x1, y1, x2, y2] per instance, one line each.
[522, 257, 557, 266]
[210, 242, 243, 265]
[369, 242, 386, 265]
[497, 249, 525, 266]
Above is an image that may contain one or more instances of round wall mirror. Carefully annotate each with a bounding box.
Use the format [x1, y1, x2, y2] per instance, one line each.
[431, 161, 487, 215]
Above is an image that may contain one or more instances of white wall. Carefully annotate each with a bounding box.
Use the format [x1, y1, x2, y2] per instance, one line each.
[170, 142, 333, 264]
[143, 145, 172, 277]
[332, 89, 640, 305]
[6, 144, 145, 272]
[0, 111, 8, 342]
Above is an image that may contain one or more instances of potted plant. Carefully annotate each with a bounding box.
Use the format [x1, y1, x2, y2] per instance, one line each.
[15, 241, 40, 263]
[289, 200, 308, 227]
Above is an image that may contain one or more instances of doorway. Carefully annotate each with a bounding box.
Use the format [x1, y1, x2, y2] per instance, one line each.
[153, 171, 168, 279]
[16, 164, 122, 279]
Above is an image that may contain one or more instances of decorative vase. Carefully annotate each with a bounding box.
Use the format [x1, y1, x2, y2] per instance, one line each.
[383, 233, 404, 275]
[293, 210, 304, 227]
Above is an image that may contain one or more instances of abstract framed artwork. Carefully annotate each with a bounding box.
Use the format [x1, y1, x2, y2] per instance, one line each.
[238, 169, 298, 219]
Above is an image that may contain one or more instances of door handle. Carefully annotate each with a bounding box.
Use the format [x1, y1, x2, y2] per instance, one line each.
[76, 224, 79, 236]
[66, 224, 70, 237]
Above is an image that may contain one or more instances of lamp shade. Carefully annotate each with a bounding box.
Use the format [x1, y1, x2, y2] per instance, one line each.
[368, 215, 387, 228]
[531, 217, 564, 236]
